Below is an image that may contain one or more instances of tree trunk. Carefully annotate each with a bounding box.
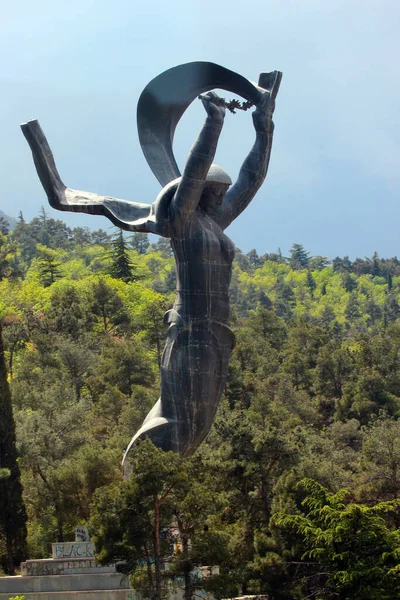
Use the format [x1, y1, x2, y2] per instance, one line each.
[181, 532, 192, 600]
[143, 544, 155, 600]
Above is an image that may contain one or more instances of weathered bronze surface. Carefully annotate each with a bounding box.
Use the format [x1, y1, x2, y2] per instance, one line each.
[21, 62, 282, 460]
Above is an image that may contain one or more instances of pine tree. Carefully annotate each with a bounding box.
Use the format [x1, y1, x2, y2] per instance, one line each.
[273, 479, 400, 599]
[246, 249, 262, 269]
[12, 213, 36, 263]
[306, 269, 316, 297]
[289, 243, 310, 270]
[38, 206, 50, 246]
[371, 251, 381, 277]
[332, 255, 352, 272]
[154, 237, 173, 258]
[308, 255, 330, 270]
[342, 272, 357, 292]
[91, 229, 112, 246]
[108, 230, 136, 282]
[37, 244, 61, 287]
[90, 440, 181, 600]
[0, 322, 27, 574]
[130, 232, 150, 254]
[0, 217, 10, 235]
[384, 292, 400, 322]
[346, 291, 361, 320]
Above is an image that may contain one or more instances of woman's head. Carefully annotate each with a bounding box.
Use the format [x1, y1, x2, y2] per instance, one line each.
[153, 164, 232, 220]
[205, 164, 232, 186]
[199, 164, 232, 212]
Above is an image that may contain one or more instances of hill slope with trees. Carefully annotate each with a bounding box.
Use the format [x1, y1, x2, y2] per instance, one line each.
[1, 210, 400, 598]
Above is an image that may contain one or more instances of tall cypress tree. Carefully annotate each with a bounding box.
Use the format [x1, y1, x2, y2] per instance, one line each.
[0, 322, 27, 574]
[387, 270, 393, 292]
[306, 269, 316, 297]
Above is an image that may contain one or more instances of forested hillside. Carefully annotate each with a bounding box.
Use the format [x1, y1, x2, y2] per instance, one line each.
[1, 210, 400, 599]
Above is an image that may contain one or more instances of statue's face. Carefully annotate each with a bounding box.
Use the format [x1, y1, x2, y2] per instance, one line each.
[200, 183, 230, 213]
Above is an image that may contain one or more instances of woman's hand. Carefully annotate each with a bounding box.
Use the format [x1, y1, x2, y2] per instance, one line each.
[199, 91, 226, 124]
[252, 91, 275, 134]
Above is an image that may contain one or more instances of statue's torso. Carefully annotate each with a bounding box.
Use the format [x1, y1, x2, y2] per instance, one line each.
[171, 212, 235, 323]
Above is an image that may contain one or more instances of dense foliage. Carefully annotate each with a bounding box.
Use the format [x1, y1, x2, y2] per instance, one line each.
[1, 210, 400, 597]
[0, 323, 27, 575]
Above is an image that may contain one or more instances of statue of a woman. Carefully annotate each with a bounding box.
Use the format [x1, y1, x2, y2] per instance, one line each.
[21, 62, 281, 460]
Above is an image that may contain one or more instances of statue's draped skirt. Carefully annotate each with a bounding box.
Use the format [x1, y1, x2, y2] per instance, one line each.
[145, 310, 235, 455]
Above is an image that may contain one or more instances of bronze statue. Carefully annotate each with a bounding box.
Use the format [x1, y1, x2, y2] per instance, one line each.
[21, 62, 282, 461]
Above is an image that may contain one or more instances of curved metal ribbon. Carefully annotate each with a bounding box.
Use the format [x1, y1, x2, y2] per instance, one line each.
[137, 61, 267, 187]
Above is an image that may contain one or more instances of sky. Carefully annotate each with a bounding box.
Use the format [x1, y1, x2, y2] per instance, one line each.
[1, 0, 399, 259]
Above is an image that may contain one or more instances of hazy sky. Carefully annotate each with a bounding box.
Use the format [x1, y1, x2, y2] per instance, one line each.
[1, 0, 399, 258]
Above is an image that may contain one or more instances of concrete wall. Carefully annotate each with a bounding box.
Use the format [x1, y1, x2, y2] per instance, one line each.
[21, 558, 116, 577]
[0, 573, 131, 594]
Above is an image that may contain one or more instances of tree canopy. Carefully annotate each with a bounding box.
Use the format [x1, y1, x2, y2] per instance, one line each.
[1, 210, 400, 596]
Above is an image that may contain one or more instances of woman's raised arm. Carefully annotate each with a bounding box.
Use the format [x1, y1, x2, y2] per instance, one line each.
[170, 93, 225, 227]
[218, 91, 275, 229]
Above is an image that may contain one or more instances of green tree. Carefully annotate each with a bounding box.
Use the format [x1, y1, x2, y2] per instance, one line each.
[71, 226, 92, 246]
[16, 381, 91, 543]
[91, 440, 184, 600]
[246, 249, 263, 270]
[359, 417, 400, 501]
[153, 237, 173, 258]
[342, 272, 357, 292]
[384, 292, 400, 323]
[273, 478, 400, 600]
[90, 279, 130, 334]
[332, 255, 352, 272]
[274, 277, 295, 320]
[0, 322, 27, 574]
[108, 230, 136, 282]
[11, 213, 36, 264]
[166, 455, 233, 600]
[306, 270, 316, 297]
[371, 251, 382, 277]
[308, 255, 330, 270]
[90, 229, 111, 246]
[45, 284, 92, 339]
[387, 270, 393, 292]
[130, 233, 150, 254]
[345, 290, 361, 320]
[314, 347, 353, 423]
[289, 244, 310, 270]
[135, 290, 168, 367]
[28, 207, 72, 250]
[0, 234, 12, 280]
[0, 217, 10, 235]
[36, 244, 62, 287]
[1, 315, 29, 377]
